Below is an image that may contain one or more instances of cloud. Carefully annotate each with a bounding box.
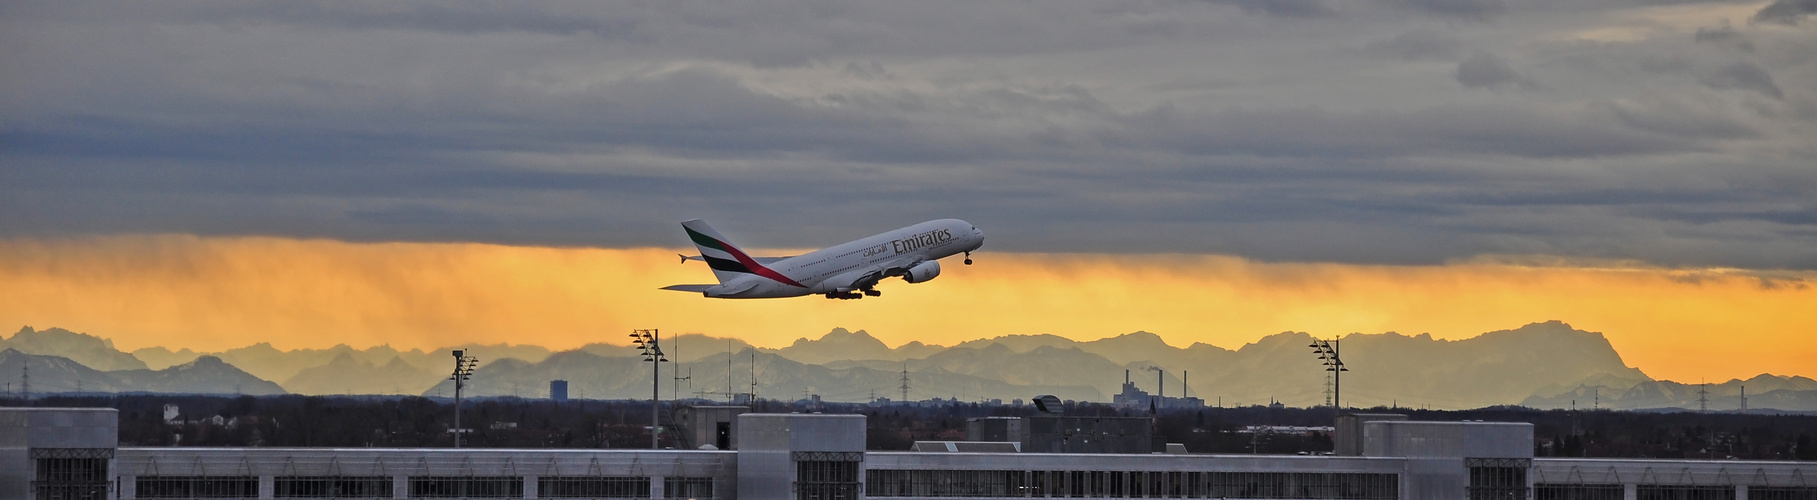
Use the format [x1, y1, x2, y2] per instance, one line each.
[1455, 51, 1532, 90]
[3, 0, 1815, 271]
[1752, 0, 1817, 25]
[1693, 23, 1754, 52]
[1700, 61, 1784, 99]
[1199, 0, 1335, 17]
[1368, 29, 1464, 61]
[1380, 0, 1507, 21]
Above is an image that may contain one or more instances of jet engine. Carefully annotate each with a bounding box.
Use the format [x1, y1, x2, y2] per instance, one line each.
[903, 261, 941, 283]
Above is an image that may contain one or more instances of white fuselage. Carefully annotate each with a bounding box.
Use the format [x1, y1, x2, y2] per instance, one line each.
[706, 219, 983, 298]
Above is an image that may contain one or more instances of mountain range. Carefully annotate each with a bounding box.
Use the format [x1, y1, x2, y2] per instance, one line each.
[4, 323, 1814, 411]
[0, 348, 283, 395]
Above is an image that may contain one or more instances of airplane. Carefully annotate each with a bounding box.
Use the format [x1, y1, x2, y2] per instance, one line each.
[662, 219, 984, 299]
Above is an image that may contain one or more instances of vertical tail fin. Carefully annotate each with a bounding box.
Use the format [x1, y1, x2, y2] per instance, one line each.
[682, 219, 752, 285]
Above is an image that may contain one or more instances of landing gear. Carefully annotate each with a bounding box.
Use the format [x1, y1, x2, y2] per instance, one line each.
[964, 251, 973, 265]
[823, 291, 865, 300]
[863, 289, 881, 297]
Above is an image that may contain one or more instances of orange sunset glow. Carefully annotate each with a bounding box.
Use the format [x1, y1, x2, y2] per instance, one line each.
[1, 235, 1810, 384]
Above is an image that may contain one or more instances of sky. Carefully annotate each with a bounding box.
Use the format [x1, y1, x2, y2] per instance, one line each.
[1, 1, 1814, 382]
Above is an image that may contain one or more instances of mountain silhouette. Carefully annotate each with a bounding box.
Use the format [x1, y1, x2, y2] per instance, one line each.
[107, 356, 285, 395]
[4, 326, 148, 371]
[0, 349, 282, 395]
[1522, 373, 1817, 411]
[0, 348, 130, 393]
[282, 353, 444, 395]
[3, 321, 1814, 410]
[775, 328, 899, 364]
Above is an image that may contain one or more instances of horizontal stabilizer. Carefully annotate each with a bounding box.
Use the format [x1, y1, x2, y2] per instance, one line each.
[661, 284, 715, 293]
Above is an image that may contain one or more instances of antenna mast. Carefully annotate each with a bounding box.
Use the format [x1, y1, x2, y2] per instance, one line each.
[719, 340, 726, 405]
[672, 339, 691, 400]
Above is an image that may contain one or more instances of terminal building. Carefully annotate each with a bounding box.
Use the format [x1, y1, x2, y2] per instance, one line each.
[5, 407, 1815, 500]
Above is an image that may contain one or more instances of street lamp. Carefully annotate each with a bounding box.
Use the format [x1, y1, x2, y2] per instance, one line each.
[450, 349, 479, 448]
[1308, 339, 1347, 423]
[630, 329, 668, 449]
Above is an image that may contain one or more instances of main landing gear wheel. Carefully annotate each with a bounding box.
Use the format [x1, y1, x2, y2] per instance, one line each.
[863, 289, 881, 297]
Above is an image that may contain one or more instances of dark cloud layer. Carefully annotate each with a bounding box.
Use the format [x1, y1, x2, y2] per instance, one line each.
[2, 0, 1814, 269]
[1753, 0, 1817, 25]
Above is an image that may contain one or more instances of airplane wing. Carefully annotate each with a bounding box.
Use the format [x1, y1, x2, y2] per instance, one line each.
[661, 280, 761, 295]
[678, 254, 792, 265]
[825, 256, 925, 292]
[660, 284, 715, 293]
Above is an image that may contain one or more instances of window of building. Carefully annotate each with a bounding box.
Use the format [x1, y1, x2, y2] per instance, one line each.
[274, 476, 393, 498]
[795, 452, 862, 500]
[538, 476, 649, 498]
[865, 469, 1396, 499]
[1750, 487, 1817, 500]
[1467, 458, 1531, 500]
[664, 476, 716, 499]
[407, 476, 524, 498]
[136, 476, 259, 499]
[31, 448, 112, 500]
[1201, 471, 1398, 499]
[1636, 485, 1736, 500]
[1536, 483, 1624, 500]
[865, 469, 1027, 497]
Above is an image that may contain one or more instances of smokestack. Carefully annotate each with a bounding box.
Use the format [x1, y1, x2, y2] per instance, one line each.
[1125, 370, 1130, 384]
[1183, 371, 1188, 399]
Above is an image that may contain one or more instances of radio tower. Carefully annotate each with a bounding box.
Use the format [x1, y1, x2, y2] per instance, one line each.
[899, 363, 911, 403]
[20, 363, 29, 401]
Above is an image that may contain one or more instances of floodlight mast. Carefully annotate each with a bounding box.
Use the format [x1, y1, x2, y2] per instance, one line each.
[630, 329, 668, 450]
[1308, 339, 1347, 424]
[450, 349, 479, 448]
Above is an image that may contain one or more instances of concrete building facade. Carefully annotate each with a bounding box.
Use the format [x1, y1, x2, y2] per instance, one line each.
[4, 408, 1815, 500]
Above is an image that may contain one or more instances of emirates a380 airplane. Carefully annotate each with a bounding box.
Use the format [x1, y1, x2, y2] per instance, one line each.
[662, 219, 984, 299]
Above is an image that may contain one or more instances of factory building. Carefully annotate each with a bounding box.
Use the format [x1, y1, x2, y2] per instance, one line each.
[5, 407, 1816, 500]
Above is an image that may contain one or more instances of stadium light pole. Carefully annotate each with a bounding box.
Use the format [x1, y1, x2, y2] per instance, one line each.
[1308, 339, 1347, 423]
[631, 329, 669, 450]
[450, 349, 478, 448]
